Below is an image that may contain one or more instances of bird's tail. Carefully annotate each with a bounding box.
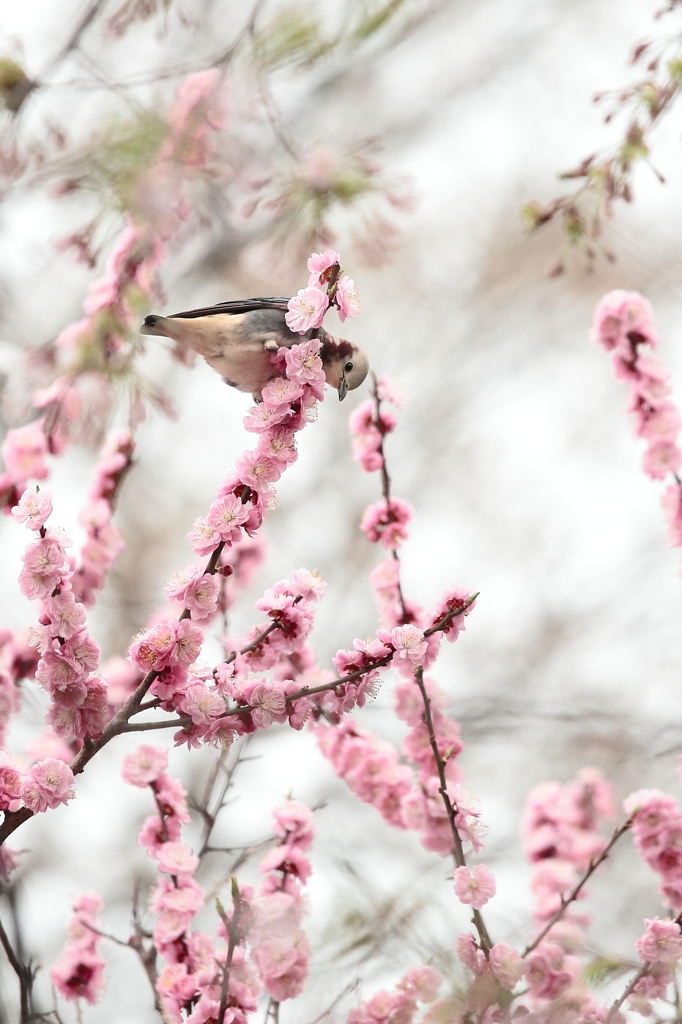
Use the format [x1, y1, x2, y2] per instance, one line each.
[140, 315, 171, 337]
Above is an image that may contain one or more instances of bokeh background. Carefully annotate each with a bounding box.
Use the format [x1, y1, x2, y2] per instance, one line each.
[1, 0, 682, 1019]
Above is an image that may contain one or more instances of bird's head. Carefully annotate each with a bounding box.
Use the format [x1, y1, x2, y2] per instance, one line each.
[319, 334, 370, 400]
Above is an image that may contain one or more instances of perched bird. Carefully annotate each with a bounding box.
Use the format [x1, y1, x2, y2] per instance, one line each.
[140, 297, 369, 401]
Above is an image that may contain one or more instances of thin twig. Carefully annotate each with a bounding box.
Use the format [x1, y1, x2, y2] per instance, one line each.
[0, 911, 33, 1022]
[305, 977, 360, 1024]
[39, 0, 109, 83]
[523, 814, 636, 956]
[216, 884, 245, 1024]
[370, 372, 409, 623]
[606, 910, 682, 1021]
[606, 962, 650, 1022]
[414, 666, 492, 954]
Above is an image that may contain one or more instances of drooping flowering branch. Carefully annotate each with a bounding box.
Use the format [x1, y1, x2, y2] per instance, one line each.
[591, 290, 682, 565]
[522, 3, 682, 272]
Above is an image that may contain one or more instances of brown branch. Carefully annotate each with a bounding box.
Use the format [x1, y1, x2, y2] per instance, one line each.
[216, 883, 245, 1024]
[0, 911, 33, 1023]
[0, 543, 226, 846]
[606, 910, 682, 1021]
[606, 962, 650, 1022]
[370, 372, 409, 623]
[523, 813, 635, 956]
[414, 665, 491, 955]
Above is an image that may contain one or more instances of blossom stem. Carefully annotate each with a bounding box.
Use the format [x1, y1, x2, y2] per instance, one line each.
[605, 909, 682, 1021]
[370, 373, 409, 623]
[413, 665, 492, 955]
[605, 962, 650, 1022]
[523, 814, 635, 957]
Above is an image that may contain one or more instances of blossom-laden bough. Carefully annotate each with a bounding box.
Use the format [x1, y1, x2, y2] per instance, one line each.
[3, 247, 682, 1023]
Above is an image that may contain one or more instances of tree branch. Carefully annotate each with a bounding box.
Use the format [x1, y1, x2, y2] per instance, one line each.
[523, 813, 635, 957]
[0, 911, 33, 1023]
[413, 665, 492, 954]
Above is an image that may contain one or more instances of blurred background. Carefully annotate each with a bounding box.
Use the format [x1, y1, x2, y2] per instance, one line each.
[1, 0, 682, 1019]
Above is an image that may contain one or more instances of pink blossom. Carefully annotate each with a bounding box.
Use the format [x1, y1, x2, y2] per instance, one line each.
[243, 401, 291, 433]
[19, 537, 68, 598]
[283, 339, 325, 387]
[370, 560, 401, 595]
[151, 876, 205, 916]
[182, 574, 220, 620]
[25, 732, 72, 764]
[400, 965, 441, 1003]
[428, 587, 475, 643]
[642, 441, 682, 480]
[591, 290, 656, 352]
[44, 593, 87, 640]
[272, 800, 314, 848]
[635, 403, 681, 444]
[121, 745, 168, 787]
[258, 426, 297, 465]
[165, 564, 201, 602]
[181, 682, 225, 724]
[129, 622, 177, 672]
[11, 487, 53, 530]
[51, 949, 105, 1004]
[526, 942, 576, 1001]
[636, 918, 682, 964]
[285, 287, 329, 334]
[307, 248, 340, 287]
[490, 943, 525, 989]
[235, 450, 282, 492]
[261, 376, 305, 410]
[248, 681, 287, 728]
[390, 625, 427, 664]
[207, 494, 250, 543]
[453, 863, 496, 909]
[360, 497, 413, 549]
[2, 420, 48, 483]
[334, 274, 361, 322]
[187, 515, 221, 557]
[171, 620, 204, 667]
[21, 758, 75, 812]
[0, 753, 21, 811]
[456, 932, 486, 975]
[376, 376, 407, 406]
[155, 842, 199, 877]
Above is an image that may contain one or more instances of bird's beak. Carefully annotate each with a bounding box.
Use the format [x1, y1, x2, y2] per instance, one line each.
[338, 373, 348, 401]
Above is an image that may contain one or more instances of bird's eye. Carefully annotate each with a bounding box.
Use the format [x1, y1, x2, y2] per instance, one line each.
[344, 361, 354, 372]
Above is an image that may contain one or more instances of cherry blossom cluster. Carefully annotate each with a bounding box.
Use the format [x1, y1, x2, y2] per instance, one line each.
[348, 376, 404, 473]
[455, 933, 526, 1000]
[13, 487, 109, 745]
[128, 568, 325, 750]
[523, 768, 615, 937]
[347, 965, 441, 1024]
[71, 430, 134, 605]
[122, 745, 261, 1023]
[315, 670, 487, 860]
[51, 894, 106, 1006]
[285, 249, 361, 333]
[591, 290, 682, 551]
[624, 782, 682, 913]
[250, 800, 314, 1003]
[0, 418, 50, 512]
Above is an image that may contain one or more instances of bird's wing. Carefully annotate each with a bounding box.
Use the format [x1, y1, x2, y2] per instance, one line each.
[168, 297, 290, 319]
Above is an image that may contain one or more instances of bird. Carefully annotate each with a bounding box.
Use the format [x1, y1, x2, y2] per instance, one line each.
[140, 297, 370, 401]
